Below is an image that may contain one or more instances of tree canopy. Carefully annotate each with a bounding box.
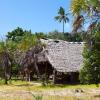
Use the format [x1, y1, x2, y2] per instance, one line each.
[71, 0, 100, 85]
[71, 0, 100, 32]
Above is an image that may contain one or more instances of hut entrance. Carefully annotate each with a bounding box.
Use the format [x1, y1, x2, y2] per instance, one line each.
[54, 72, 79, 84]
[37, 61, 53, 79]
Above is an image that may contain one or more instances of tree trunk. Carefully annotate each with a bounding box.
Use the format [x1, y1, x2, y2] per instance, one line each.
[4, 72, 8, 84]
[63, 20, 64, 34]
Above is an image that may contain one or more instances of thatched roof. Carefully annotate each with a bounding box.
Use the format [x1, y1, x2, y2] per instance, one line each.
[36, 51, 48, 63]
[40, 39, 84, 73]
[19, 43, 43, 68]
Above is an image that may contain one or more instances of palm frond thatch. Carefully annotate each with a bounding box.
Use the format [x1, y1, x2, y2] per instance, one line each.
[40, 39, 84, 72]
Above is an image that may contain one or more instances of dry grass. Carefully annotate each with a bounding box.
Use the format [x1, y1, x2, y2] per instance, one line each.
[0, 95, 100, 100]
[0, 80, 100, 100]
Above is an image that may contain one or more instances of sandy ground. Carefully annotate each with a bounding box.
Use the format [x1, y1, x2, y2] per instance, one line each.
[0, 88, 100, 99]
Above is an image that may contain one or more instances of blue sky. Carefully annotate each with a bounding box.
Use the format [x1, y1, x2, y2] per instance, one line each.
[0, 0, 72, 38]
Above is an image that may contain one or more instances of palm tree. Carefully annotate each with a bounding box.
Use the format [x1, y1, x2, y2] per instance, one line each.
[71, 0, 100, 33]
[55, 7, 69, 34]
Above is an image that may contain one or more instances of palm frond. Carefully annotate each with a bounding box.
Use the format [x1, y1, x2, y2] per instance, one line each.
[55, 16, 60, 20]
[58, 7, 65, 15]
[65, 16, 69, 22]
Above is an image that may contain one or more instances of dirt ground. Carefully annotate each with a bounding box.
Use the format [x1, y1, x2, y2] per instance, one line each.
[0, 88, 100, 100]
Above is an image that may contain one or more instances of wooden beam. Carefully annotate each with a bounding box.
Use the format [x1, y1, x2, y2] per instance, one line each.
[53, 69, 56, 84]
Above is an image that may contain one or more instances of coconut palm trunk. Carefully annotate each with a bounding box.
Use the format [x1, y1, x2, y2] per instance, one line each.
[63, 20, 64, 34]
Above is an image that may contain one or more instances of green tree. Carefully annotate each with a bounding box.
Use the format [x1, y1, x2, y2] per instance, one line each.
[47, 30, 65, 40]
[6, 27, 32, 43]
[55, 7, 69, 33]
[71, 0, 100, 32]
[70, 32, 84, 42]
[71, 0, 100, 85]
[80, 24, 100, 85]
[35, 32, 47, 39]
[47, 30, 83, 42]
[5, 28, 39, 78]
[17, 33, 38, 52]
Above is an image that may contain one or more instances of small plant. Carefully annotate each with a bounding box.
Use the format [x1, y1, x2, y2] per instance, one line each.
[25, 81, 43, 100]
[33, 95, 43, 100]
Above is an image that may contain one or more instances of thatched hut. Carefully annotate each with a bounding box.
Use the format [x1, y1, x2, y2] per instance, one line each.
[40, 39, 84, 84]
[19, 38, 84, 83]
[19, 41, 53, 81]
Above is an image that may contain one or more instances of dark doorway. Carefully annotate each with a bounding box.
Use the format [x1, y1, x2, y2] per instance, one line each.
[54, 72, 79, 84]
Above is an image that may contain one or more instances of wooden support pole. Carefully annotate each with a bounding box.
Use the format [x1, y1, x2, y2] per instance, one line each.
[53, 69, 56, 84]
[34, 54, 41, 79]
[70, 73, 74, 83]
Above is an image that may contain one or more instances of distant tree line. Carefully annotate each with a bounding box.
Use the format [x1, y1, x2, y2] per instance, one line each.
[6, 27, 85, 42]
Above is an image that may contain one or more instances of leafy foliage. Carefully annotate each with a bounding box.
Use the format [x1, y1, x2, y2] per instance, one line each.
[80, 43, 100, 85]
[71, 0, 100, 32]
[71, 0, 100, 85]
[71, 0, 87, 16]
[35, 32, 47, 39]
[47, 30, 84, 42]
[6, 27, 26, 42]
[17, 33, 38, 52]
[80, 24, 100, 85]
